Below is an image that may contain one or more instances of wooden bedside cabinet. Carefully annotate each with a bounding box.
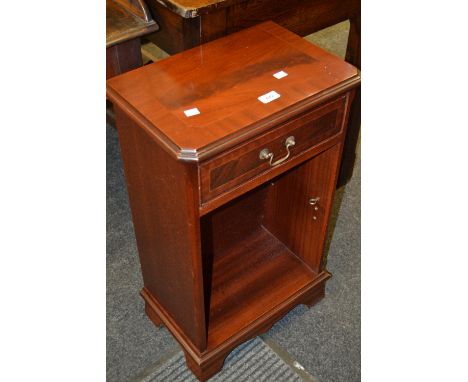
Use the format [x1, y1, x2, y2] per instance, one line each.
[107, 21, 360, 381]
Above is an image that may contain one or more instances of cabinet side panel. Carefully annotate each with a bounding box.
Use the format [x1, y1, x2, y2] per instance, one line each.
[263, 144, 342, 272]
[227, 0, 358, 37]
[114, 107, 206, 350]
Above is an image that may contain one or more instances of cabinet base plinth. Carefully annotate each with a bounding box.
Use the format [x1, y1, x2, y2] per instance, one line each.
[303, 281, 326, 308]
[184, 351, 227, 382]
[141, 271, 330, 381]
[144, 301, 163, 328]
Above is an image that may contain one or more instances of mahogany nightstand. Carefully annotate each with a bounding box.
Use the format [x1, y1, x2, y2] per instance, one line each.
[107, 21, 360, 381]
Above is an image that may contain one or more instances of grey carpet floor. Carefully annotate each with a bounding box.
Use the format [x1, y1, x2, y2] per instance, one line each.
[107, 21, 360, 382]
[134, 338, 318, 382]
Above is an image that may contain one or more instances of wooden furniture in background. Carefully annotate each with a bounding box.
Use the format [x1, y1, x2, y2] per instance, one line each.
[106, 0, 158, 79]
[143, 0, 361, 186]
[107, 22, 360, 381]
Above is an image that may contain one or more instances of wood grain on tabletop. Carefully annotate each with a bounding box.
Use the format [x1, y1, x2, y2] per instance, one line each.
[106, 21, 359, 157]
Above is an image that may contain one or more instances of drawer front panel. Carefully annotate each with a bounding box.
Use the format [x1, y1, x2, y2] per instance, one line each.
[200, 96, 347, 204]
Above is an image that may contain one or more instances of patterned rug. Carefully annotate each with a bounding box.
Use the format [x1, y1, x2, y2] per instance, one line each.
[134, 337, 318, 382]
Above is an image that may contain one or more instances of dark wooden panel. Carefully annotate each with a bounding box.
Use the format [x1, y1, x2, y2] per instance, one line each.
[114, 106, 207, 350]
[204, 185, 268, 254]
[264, 144, 342, 272]
[338, 86, 360, 186]
[199, 9, 229, 46]
[147, 8, 228, 53]
[145, 1, 188, 53]
[227, 0, 358, 37]
[338, 14, 361, 186]
[106, 38, 143, 79]
[145, 0, 359, 53]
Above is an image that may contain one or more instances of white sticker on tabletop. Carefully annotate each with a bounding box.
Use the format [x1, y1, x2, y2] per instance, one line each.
[184, 107, 200, 117]
[273, 70, 288, 79]
[258, 91, 281, 104]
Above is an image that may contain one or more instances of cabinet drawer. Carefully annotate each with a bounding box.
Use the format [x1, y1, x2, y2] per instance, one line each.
[200, 96, 347, 204]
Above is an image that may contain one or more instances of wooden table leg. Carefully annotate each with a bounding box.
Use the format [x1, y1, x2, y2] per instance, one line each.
[106, 38, 143, 79]
[106, 38, 144, 125]
[337, 14, 361, 187]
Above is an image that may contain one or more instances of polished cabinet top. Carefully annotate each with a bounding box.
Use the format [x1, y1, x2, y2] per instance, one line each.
[106, 21, 360, 161]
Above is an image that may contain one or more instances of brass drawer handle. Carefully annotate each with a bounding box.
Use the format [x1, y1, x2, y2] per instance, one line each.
[259, 136, 296, 166]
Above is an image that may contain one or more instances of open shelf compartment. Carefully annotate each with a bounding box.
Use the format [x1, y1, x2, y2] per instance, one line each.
[206, 225, 316, 349]
[200, 147, 339, 351]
